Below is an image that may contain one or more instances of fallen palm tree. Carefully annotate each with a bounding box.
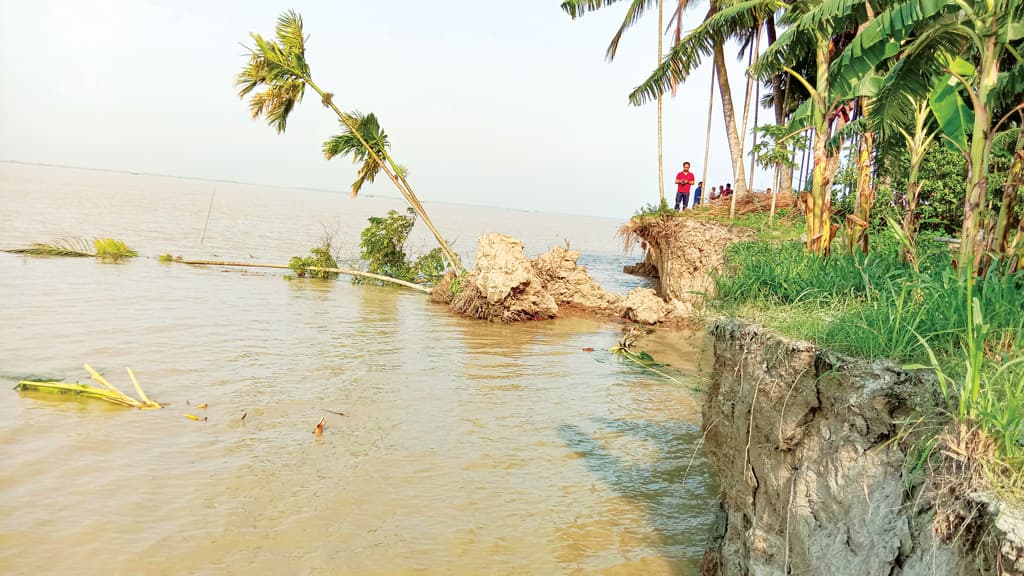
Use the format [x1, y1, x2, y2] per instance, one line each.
[5, 237, 138, 260]
[169, 258, 431, 294]
[15, 364, 162, 409]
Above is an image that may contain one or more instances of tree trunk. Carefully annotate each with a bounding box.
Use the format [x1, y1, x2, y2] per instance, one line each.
[713, 42, 748, 206]
[700, 64, 716, 206]
[731, 29, 758, 217]
[766, 16, 793, 197]
[847, 115, 874, 254]
[901, 165, 922, 267]
[746, 25, 763, 201]
[990, 128, 1024, 259]
[806, 40, 836, 256]
[959, 37, 998, 273]
[657, 0, 665, 207]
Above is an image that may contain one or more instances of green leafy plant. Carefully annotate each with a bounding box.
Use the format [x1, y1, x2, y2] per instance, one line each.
[357, 208, 451, 286]
[5, 237, 137, 260]
[93, 238, 137, 260]
[288, 236, 339, 280]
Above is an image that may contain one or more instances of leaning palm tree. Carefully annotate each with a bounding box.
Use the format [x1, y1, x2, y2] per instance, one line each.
[236, 11, 462, 273]
[561, 0, 667, 207]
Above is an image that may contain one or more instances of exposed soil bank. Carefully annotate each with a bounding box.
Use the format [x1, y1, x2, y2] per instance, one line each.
[620, 216, 754, 308]
[702, 319, 1024, 575]
[436, 233, 683, 324]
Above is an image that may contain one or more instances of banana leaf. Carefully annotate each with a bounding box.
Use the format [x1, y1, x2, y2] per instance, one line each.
[15, 364, 162, 409]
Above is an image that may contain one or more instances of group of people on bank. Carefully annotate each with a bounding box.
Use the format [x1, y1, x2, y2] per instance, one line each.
[673, 161, 732, 211]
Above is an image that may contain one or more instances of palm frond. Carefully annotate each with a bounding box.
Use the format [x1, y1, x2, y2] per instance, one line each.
[93, 238, 137, 260]
[630, 0, 782, 105]
[560, 0, 625, 19]
[866, 17, 968, 138]
[323, 111, 391, 197]
[4, 237, 94, 257]
[236, 12, 311, 134]
[607, 0, 659, 61]
[275, 10, 306, 56]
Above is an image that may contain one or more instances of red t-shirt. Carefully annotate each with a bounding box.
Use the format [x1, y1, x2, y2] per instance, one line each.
[676, 170, 694, 193]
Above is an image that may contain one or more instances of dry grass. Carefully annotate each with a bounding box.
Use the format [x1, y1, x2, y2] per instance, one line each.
[926, 424, 1010, 569]
[699, 192, 799, 218]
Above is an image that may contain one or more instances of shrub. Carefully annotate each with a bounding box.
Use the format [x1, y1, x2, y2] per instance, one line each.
[289, 236, 339, 279]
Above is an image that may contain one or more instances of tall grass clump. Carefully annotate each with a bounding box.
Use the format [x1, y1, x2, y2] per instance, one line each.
[714, 238, 1023, 363]
[714, 235, 1024, 494]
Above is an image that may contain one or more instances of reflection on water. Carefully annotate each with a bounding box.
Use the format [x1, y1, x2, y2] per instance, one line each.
[0, 163, 715, 575]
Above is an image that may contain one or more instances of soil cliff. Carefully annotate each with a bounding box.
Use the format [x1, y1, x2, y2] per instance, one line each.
[620, 216, 754, 304]
[441, 233, 680, 324]
[702, 319, 1024, 575]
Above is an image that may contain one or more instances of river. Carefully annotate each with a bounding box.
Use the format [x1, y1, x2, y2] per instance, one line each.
[0, 163, 716, 575]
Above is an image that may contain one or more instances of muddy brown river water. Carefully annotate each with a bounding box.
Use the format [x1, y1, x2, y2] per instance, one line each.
[0, 163, 716, 575]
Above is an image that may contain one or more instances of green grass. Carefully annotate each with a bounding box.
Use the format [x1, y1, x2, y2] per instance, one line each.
[713, 236, 1024, 493]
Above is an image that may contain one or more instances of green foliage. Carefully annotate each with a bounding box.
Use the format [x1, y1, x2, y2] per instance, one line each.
[715, 237, 1024, 486]
[322, 111, 390, 197]
[93, 238, 137, 260]
[288, 237, 339, 280]
[357, 208, 450, 286]
[633, 202, 679, 218]
[877, 142, 969, 234]
[714, 239, 1023, 363]
[6, 237, 137, 260]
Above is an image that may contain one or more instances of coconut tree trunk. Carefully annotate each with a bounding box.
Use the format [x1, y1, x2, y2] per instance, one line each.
[731, 29, 758, 217]
[701, 64, 716, 206]
[657, 0, 665, 207]
[765, 16, 793, 198]
[745, 25, 763, 200]
[713, 42, 748, 211]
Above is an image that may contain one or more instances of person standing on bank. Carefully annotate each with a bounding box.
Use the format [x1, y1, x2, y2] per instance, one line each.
[674, 162, 695, 210]
[692, 181, 703, 207]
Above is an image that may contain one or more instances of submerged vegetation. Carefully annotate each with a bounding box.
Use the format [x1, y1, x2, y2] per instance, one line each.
[5, 237, 137, 260]
[288, 236, 340, 280]
[358, 208, 448, 286]
[16, 364, 161, 409]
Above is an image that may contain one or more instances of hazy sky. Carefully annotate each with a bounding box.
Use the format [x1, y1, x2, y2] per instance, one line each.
[0, 0, 772, 218]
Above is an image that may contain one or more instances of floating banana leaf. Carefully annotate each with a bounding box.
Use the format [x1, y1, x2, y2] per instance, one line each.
[14, 364, 162, 409]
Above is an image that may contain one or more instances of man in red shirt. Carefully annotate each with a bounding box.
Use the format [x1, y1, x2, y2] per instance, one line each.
[674, 162, 695, 210]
